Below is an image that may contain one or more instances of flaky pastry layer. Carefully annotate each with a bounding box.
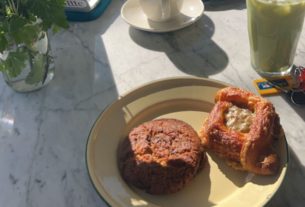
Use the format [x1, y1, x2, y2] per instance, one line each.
[200, 87, 280, 175]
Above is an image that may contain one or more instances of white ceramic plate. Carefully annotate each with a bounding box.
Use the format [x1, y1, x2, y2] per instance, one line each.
[120, 0, 204, 33]
[86, 77, 288, 207]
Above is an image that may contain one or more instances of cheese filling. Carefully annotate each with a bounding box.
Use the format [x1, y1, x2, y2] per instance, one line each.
[225, 105, 254, 133]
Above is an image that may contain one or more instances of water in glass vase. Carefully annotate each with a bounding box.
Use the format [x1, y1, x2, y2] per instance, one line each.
[1, 32, 55, 92]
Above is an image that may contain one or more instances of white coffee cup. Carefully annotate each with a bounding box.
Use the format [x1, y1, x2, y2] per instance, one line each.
[139, 0, 184, 22]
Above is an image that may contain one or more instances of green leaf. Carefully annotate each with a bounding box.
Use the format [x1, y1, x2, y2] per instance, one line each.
[1, 0, 68, 47]
[52, 25, 61, 33]
[9, 15, 40, 45]
[9, 15, 27, 32]
[0, 23, 8, 53]
[14, 24, 40, 45]
[0, 20, 10, 35]
[25, 53, 47, 84]
[0, 0, 68, 80]
[0, 33, 8, 52]
[1, 49, 29, 78]
[0, 62, 6, 71]
[25, 0, 68, 31]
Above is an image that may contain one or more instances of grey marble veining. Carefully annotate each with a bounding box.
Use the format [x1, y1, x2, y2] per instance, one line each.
[1, 0, 305, 206]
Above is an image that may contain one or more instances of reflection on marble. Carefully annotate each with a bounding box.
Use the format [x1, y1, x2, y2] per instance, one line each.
[0, 0, 305, 206]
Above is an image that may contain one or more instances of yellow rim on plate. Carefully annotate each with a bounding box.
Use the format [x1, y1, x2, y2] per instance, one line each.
[86, 76, 288, 207]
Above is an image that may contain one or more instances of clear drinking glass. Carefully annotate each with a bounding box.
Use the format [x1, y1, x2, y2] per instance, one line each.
[246, 0, 305, 78]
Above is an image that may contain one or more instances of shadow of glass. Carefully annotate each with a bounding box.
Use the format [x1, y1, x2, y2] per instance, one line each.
[204, 0, 246, 11]
[265, 147, 305, 207]
[277, 93, 305, 121]
[129, 14, 229, 77]
[47, 0, 122, 112]
[250, 171, 281, 185]
[250, 129, 288, 186]
[26, 1, 124, 206]
[207, 127, 288, 188]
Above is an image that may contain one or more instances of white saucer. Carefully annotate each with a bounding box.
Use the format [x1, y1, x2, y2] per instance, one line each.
[121, 0, 204, 33]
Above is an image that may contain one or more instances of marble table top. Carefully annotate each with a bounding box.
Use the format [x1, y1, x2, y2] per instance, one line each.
[1, 0, 305, 206]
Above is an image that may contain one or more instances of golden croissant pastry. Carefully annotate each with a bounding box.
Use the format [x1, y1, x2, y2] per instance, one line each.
[200, 87, 280, 175]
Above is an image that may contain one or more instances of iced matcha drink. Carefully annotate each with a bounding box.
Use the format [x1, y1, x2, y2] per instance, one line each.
[247, 0, 305, 77]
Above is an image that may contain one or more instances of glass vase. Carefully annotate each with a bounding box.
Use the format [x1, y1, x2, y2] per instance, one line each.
[1, 32, 55, 92]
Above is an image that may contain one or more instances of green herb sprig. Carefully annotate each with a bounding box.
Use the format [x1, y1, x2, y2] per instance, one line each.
[0, 0, 68, 79]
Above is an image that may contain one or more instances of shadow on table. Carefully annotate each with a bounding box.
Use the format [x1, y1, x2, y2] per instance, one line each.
[204, 0, 246, 11]
[276, 93, 305, 121]
[47, 0, 121, 112]
[22, 1, 125, 206]
[129, 14, 229, 77]
[266, 147, 305, 207]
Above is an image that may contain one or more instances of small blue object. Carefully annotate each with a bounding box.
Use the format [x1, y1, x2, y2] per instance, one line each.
[257, 79, 289, 90]
[258, 82, 273, 90]
[65, 0, 111, 22]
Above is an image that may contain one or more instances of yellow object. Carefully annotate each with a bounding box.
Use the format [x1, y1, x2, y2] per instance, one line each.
[253, 76, 293, 95]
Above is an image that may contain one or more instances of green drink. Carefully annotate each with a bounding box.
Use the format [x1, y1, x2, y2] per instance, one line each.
[247, 0, 305, 77]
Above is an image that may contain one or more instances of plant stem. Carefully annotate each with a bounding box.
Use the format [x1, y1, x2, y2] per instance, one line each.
[7, 0, 18, 14]
[6, 0, 13, 12]
[16, 0, 19, 13]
